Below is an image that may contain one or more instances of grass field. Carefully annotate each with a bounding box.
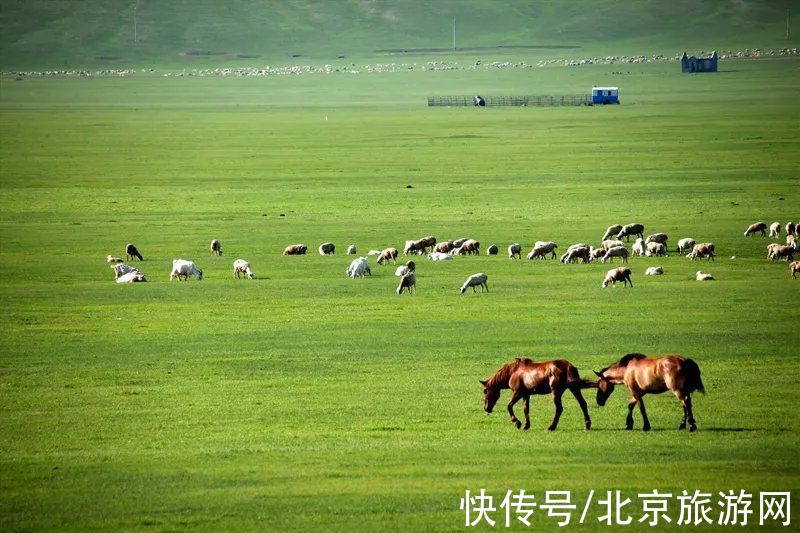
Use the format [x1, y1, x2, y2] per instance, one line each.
[1, 49, 799, 530]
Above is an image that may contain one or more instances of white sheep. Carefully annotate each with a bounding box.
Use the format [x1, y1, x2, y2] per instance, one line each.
[601, 245, 629, 263]
[645, 233, 668, 246]
[427, 252, 452, 261]
[645, 266, 664, 276]
[602, 267, 632, 288]
[116, 270, 147, 283]
[508, 243, 522, 259]
[769, 222, 781, 239]
[233, 259, 254, 279]
[631, 238, 646, 257]
[318, 242, 335, 255]
[395, 266, 409, 276]
[744, 222, 767, 237]
[527, 242, 557, 260]
[460, 273, 488, 294]
[210, 239, 222, 256]
[107, 255, 124, 265]
[645, 241, 668, 257]
[616, 223, 644, 242]
[347, 245, 357, 255]
[696, 271, 715, 281]
[602, 239, 624, 251]
[602, 224, 623, 241]
[677, 238, 696, 254]
[346, 257, 371, 278]
[367, 250, 382, 256]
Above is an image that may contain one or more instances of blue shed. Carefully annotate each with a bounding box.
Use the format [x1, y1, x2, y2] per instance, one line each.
[591, 86, 619, 104]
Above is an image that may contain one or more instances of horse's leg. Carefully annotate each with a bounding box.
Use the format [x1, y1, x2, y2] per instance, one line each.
[507, 391, 523, 429]
[522, 395, 531, 430]
[684, 394, 697, 432]
[675, 391, 688, 430]
[569, 386, 592, 430]
[626, 398, 637, 430]
[637, 396, 651, 431]
[547, 390, 564, 431]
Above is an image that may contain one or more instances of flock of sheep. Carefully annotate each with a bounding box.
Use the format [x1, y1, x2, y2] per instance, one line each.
[105, 220, 800, 290]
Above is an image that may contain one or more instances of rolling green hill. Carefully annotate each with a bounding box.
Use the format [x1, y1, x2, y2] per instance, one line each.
[1, 0, 796, 69]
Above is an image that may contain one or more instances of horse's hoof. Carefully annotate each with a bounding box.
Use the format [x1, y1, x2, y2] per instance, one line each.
[679, 423, 687, 430]
[523, 423, 530, 431]
[625, 425, 633, 431]
[546, 425, 557, 431]
[514, 420, 522, 429]
[689, 425, 697, 432]
[642, 426, 651, 432]
[585, 422, 592, 431]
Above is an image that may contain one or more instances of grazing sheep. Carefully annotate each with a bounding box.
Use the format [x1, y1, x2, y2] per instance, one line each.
[768, 244, 795, 262]
[787, 235, 797, 250]
[346, 257, 371, 278]
[418, 236, 437, 252]
[696, 271, 715, 281]
[790, 261, 800, 279]
[451, 246, 467, 256]
[125, 243, 143, 261]
[677, 238, 696, 254]
[486, 244, 499, 255]
[347, 245, 357, 255]
[233, 259, 254, 279]
[210, 239, 223, 256]
[687, 243, 715, 261]
[116, 270, 147, 283]
[786, 222, 796, 238]
[395, 266, 409, 276]
[527, 242, 557, 260]
[601, 245, 629, 263]
[452, 237, 470, 248]
[170, 259, 203, 281]
[397, 272, 416, 295]
[112, 263, 134, 279]
[460, 273, 488, 294]
[589, 247, 605, 262]
[769, 222, 781, 239]
[645, 241, 668, 257]
[744, 222, 767, 237]
[107, 255, 124, 265]
[403, 239, 426, 256]
[377, 247, 399, 265]
[602, 239, 624, 251]
[602, 267, 632, 288]
[427, 252, 452, 261]
[318, 242, 335, 255]
[461, 239, 480, 255]
[283, 244, 307, 255]
[645, 233, 668, 247]
[560, 245, 591, 264]
[507, 243, 521, 259]
[367, 249, 382, 256]
[434, 240, 455, 253]
[616, 223, 645, 242]
[631, 238, 646, 257]
[645, 266, 664, 276]
[602, 224, 623, 241]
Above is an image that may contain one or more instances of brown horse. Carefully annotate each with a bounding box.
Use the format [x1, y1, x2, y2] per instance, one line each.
[595, 353, 705, 432]
[480, 358, 594, 431]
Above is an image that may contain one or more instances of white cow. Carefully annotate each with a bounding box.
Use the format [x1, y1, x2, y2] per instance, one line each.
[170, 259, 203, 281]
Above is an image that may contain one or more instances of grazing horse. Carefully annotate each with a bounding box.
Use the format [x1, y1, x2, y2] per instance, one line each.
[480, 358, 594, 431]
[595, 353, 705, 432]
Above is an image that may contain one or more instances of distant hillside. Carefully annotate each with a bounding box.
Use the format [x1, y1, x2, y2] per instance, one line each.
[0, 0, 795, 69]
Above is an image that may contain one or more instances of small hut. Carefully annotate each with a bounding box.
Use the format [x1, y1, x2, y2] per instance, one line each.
[591, 87, 619, 105]
[681, 51, 718, 73]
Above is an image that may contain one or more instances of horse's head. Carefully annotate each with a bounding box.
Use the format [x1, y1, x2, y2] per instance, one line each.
[594, 370, 616, 406]
[480, 380, 500, 413]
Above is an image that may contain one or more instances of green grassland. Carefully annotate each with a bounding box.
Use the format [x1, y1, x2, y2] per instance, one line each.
[1, 21, 800, 532]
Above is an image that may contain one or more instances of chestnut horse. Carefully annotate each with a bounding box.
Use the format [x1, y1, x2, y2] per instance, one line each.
[480, 358, 595, 431]
[595, 353, 705, 432]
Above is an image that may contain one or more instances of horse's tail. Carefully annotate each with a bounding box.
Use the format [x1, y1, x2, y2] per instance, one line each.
[566, 365, 599, 389]
[684, 358, 705, 394]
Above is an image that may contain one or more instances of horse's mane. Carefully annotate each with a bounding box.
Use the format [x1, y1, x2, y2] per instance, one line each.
[600, 353, 647, 373]
[487, 357, 533, 388]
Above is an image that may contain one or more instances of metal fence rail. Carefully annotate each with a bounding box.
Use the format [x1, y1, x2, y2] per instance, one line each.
[427, 95, 592, 107]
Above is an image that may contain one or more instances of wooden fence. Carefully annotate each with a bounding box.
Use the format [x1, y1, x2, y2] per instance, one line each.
[427, 95, 591, 107]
